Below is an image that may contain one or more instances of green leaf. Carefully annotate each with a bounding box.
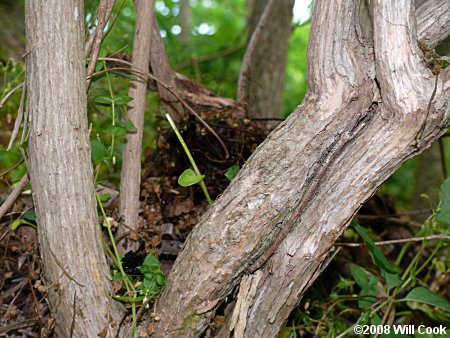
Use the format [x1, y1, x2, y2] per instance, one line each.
[101, 125, 127, 137]
[225, 165, 240, 181]
[9, 219, 37, 231]
[143, 277, 159, 293]
[437, 178, 450, 226]
[351, 264, 368, 287]
[142, 253, 161, 269]
[351, 265, 379, 308]
[99, 193, 110, 202]
[178, 169, 205, 187]
[118, 118, 137, 133]
[91, 140, 107, 163]
[402, 287, 450, 311]
[94, 95, 114, 105]
[155, 273, 166, 286]
[23, 209, 36, 221]
[383, 271, 402, 291]
[352, 221, 398, 275]
[113, 95, 134, 106]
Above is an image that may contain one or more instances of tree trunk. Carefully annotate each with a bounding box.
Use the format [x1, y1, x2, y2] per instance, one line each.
[238, 0, 294, 122]
[119, 0, 155, 253]
[153, 0, 450, 336]
[25, 1, 122, 336]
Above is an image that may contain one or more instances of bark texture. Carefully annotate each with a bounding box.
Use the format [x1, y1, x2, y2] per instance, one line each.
[119, 0, 155, 252]
[238, 0, 294, 121]
[153, 0, 450, 336]
[25, 0, 122, 336]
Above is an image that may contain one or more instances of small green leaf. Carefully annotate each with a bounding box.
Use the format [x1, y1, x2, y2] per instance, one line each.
[101, 125, 127, 137]
[23, 209, 36, 221]
[155, 273, 166, 286]
[225, 165, 240, 181]
[351, 265, 379, 308]
[94, 95, 114, 105]
[118, 118, 137, 133]
[143, 277, 159, 292]
[383, 271, 402, 291]
[91, 140, 107, 163]
[99, 193, 110, 202]
[9, 219, 37, 231]
[113, 95, 134, 106]
[352, 221, 398, 274]
[351, 264, 368, 287]
[402, 287, 450, 311]
[437, 178, 450, 226]
[142, 253, 161, 269]
[178, 169, 205, 187]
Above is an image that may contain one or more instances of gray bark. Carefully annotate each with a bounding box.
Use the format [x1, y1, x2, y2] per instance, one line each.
[153, 0, 450, 336]
[25, 1, 122, 336]
[238, 0, 294, 121]
[119, 0, 155, 252]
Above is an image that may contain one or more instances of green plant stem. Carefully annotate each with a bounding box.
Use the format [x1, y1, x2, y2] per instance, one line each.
[104, 61, 116, 161]
[96, 193, 134, 292]
[132, 302, 137, 338]
[165, 113, 213, 206]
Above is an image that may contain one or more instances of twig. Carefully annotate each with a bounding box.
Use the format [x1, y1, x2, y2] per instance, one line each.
[0, 173, 29, 219]
[49, 248, 85, 287]
[336, 235, 450, 247]
[101, 0, 126, 44]
[70, 291, 77, 338]
[0, 319, 40, 335]
[94, 59, 230, 159]
[8, 81, 27, 150]
[0, 159, 24, 178]
[86, 0, 115, 87]
[0, 82, 24, 109]
[174, 44, 245, 71]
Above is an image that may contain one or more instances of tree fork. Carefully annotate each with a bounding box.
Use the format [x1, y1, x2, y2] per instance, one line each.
[152, 0, 450, 336]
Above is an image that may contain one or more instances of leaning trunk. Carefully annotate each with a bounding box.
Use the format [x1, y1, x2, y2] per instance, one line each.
[153, 0, 450, 336]
[26, 1, 122, 336]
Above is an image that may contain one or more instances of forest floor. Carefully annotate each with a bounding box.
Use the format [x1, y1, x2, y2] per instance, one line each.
[0, 115, 446, 337]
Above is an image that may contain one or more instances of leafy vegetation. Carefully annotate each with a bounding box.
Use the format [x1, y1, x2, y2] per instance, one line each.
[1, 0, 449, 336]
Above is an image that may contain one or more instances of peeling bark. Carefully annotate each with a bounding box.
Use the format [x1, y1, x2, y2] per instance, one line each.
[25, 1, 122, 336]
[153, 0, 450, 336]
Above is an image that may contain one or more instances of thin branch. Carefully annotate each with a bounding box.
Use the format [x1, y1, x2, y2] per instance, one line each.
[336, 235, 450, 247]
[0, 159, 24, 178]
[49, 248, 85, 287]
[7, 81, 27, 150]
[0, 82, 24, 109]
[0, 173, 29, 219]
[101, 0, 126, 44]
[94, 59, 230, 158]
[86, 0, 115, 87]
[0, 319, 40, 335]
[174, 44, 245, 71]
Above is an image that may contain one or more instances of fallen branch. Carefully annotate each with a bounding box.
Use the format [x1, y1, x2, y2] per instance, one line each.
[0, 173, 29, 219]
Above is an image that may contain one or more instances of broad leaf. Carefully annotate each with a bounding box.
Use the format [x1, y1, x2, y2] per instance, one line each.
[178, 169, 204, 187]
[402, 287, 450, 312]
[91, 140, 107, 163]
[118, 118, 137, 133]
[437, 178, 450, 226]
[113, 95, 134, 106]
[23, 209, 36, 221]
[352, 221, 398, 274]
[225, 164, 240, 181]
[94, 95, 114, 105]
